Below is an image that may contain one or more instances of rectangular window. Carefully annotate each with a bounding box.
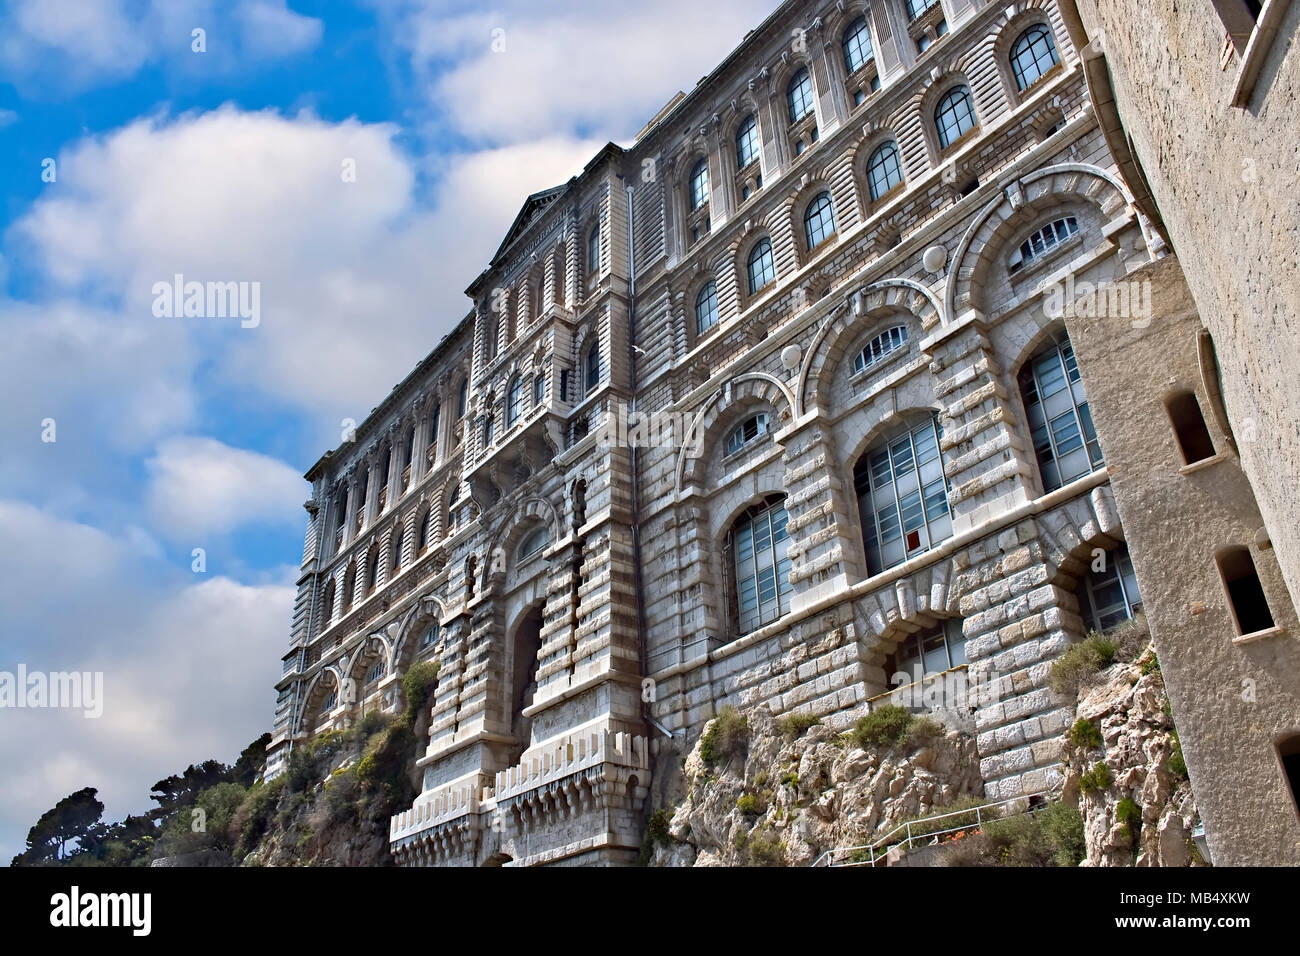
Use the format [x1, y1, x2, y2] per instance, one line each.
[1218, 548, 1276, 636]
[1166, 391, 1216, 464]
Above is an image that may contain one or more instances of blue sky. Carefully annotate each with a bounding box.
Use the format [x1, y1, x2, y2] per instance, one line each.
[0, 0, 776, 861]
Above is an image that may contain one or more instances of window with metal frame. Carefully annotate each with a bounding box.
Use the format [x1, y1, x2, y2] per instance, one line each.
[866, 141, 903, 201]
[803, 191, 836, 249]
[689, 157, 710, 210]
[747, 237, 776, 294]
[726, 413, 769, 455]
[586, 340, 601, 394]
[843, 16, 873, 73]
[507, 375, 522, 425]
[518, 525, 550, 561]
[1010, 24, 1060, 91]
[533, 373, 545, 407]
[366, 659, 386, 685]
[885, 618, 968, 686]
[736, 114, 760, 168]
[420, 622, 439, 649]
[1076, 543, 1143, 633]
[853, 324, 909, 374]
[1018, 334, 1104, 492]
[729, 495, 794, 634]
[906, 0, 941, 19]
[1008, 216, 1078, 273]
[854, 415, 953, 575]
[696, 280, 720, 335]
[587, 225, 601, 274]
[935, 85, 977, 148]
[787, 68, 815, 123]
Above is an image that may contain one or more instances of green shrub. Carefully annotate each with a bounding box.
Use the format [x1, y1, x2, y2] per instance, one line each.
[700, 707, 749, 767]
[1169, 731, 1188, 779]
[1079, 762, 1112, 794]
[846, 705, 916, 750]
[1068, 717, 1103, 750]
[753, 770, 768, 788]
[745, 827, 786, 867]
[636, 807, 676, 865]
[402, 661, 441, 724]
[1139, 650, 1160, 675]
[1049, 634, 1120, 696]
[780, 771, 799, 788]
[1038, 802, 1087, 866]
[736, 793, 760, 815]
[1116, 797, 1142, 843]
[776, 712, 821, 741]
[906, 716, 945, 747]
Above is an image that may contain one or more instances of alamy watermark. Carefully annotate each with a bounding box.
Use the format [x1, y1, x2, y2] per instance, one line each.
[1044, 274, 1153, 328]
[152, 274, 260, 328]
[0, 665, 103, 718]
[596, 401, 704, 458]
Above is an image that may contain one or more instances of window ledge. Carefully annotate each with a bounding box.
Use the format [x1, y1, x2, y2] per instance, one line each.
[1178, 453, 1228, 476]
[1008, 233, 1082, 284]
[1230, 0, 1292, 107]
[1232, 624, 1284, 646]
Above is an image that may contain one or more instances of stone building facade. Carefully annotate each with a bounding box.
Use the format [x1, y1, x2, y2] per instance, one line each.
[1051, 0, 1300, 864]
[267, 0, 1177, 866]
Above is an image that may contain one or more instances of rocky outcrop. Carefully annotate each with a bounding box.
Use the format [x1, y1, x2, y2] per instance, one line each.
[647, 706, 982, 867]
[1060, 653, 1202, 867]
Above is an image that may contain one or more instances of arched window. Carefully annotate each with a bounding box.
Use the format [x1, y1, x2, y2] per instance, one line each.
[518, 525, 550, 561]
[390, 529, 402, 576]
[1076, 543, 1143, 633]
[695, 280, 720, 335]
[507, 375, 523, 426]
[689, 158, 710, 210]
[429, 403, 440, 463]
[866, 141, 903, 201]
[587, 225, 601, 274]
[366, 546, 381, 592]
[728, 495, 793, 634]
[342, 562, 356, 612]
[586, 339, 601, 394]
[416, 509, 429, 552]
[747, 238, 776, 294]
[483, 413, 495, 447]
[843, 16, 873, 73]
[934, 85, 977, 148]
[907, 0, 941, 18]
[419, 621, 440, 650]
[803, 190, 835, 249]
[533, 373, 545, 406]
[787, 67, 814, 123]
[1010, 24, 1059, 91]
[320, 578, 335, 626]
[854, 415, 952, 575]
[366, 659, 386, 685]
[485, 319, 498, 361]
[736, 114, 760, 168]
[853, 324, 909, 374]
[725, 413, 770, 455]
[1018, 334, 1104, 492]
[457, 380, 468, 419]
[1008, 216, 1078, 273]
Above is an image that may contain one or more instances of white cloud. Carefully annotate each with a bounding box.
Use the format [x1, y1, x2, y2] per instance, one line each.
[385, 0, 777, 145]
[0, 501, 292, 862]
[145, 436, 307, 539]
[0, 0, 323, 93]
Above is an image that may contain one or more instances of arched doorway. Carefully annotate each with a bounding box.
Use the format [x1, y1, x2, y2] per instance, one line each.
[508, 605, 544, 766]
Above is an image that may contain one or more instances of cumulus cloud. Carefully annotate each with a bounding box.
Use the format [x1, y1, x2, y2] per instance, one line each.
[0, 502, 292, 861]
[145, 436, 307, 539]
[384, 0, 777, 145]
[0, 0, 323, 94]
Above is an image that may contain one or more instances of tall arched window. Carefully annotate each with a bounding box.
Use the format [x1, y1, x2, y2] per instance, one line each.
[533, 373, 545, 407]
[843, 16, 873, 73]
[736, 114, 760, 168]
[587, 224, 601, 274]
[483, 413, 495, 448]
[457, 380, 468, 419]
[429, 403, 440, 463]
[390, 529, 402, 576]
[854, 415, 952, 575]
[803, 190, 835, 249]
[485, 319, 498, 361]
[787, 67, 814, 123]
[586, 339, 601, 394]
[507, 375, 523, 426]
[728, 495, 793, 634]
[341, 562, 356, 612]
[1010, 24, 1059, 91]
[416, 508, 429, 552]
[695, 280, 720, 335]
[935, 85, 977, 148]
[747, 237, 776, 294]
[366, 545, 381, 592]
[1018, 333, 1103, 493]
[866, 141, 903, 201]
[689, 158, 710, 210]
[320, 578, 335, 626]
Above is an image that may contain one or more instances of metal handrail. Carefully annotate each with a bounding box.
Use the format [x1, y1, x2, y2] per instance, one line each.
[810, 790, 1051, 868]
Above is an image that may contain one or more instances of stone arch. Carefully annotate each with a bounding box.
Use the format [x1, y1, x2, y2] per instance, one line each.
[853, 559, 965, 683]
[798, 279, 943, 416]
[488, 494, 561, 577]
[675, 372, 797, 492]
[945, 163, 1132, 321]
[392, 594, 448, 673]
[297, 665, 344, 735]
[346, 631, 392, 690]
